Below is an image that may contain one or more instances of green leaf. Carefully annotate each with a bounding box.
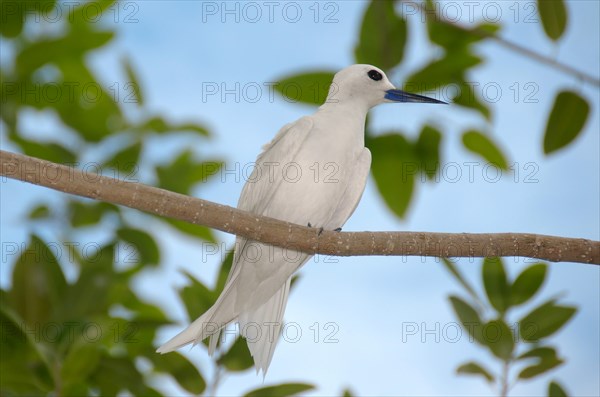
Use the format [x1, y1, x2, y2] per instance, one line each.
[548, 381, 569, 397]
[354, 0, 407, 70]
[519, 361, 563, 379]
[367, 133, 416, 218]
[510, 263, 547, 306]
[452, 82, 491, 120]
[15, 33, 123, 141]
[62, 382, 90, 397]
[0, 0, 26, 37]
[415, 125, 442, 180]
[102, 141, 142, 175]
[150, 352, 206, 394]
[106, 315, 166, 358]
[342, 388, 355, 397]
[117, 291, 171, 325]
[48, 61, 122, 142]
[482, 319, 514, 360]
[178, 271, 217, 320]
[69, 201, 119, 227]
[116, 227, 160, 266]
[62, 245, 116, 320]
[405, 53, 491, 118]
[28, 204, 51, 219]
[9, 134, 77, 164]
[156, 150, 221, 194]
[68, 0, 118, 34]
[543, 90, 590, 154]
[456, 361, 495, 383]
[8, 235, 67, 325]
[517, 346, 564, 379]
[441, 258, 480, 304]
[537, 0, 567, 41]
[123, 57, 144, 106]
[135, 116, 209, 136]
[290, 274, 301, 290]
[428, 19, 500, 50]
[16, 31, 113, 79]
[89, 356, 146, 396]
[15, 38, 61, 78]
[61, 342, 102, 389]
[405, 52, 482, 90]
[243, 383, 315, 397]
[273, 71, 336, 106]
[217, 336, 254, 372]
[518, 346, 559, 361]
[0, 305, 54, 394]
[462, 131, 508, 170]
[449, 295, 483, 344]
[519, 300, 577, 342]
[482, 258, 510, 314]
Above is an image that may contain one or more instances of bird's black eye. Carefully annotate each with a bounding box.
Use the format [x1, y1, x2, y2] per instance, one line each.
[368, 69, 383, 81]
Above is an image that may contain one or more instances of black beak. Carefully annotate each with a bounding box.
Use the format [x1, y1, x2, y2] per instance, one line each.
[385, 89, 447, 104]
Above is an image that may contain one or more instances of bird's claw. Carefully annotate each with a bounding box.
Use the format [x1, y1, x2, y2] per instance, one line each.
[308, 222, 325, 235]
[309, 222, 341, 234]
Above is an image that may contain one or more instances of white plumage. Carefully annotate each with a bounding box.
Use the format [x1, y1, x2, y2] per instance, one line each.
[157, 64, 445, 375]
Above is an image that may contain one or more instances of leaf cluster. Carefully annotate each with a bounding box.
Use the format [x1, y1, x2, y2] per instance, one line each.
[443, 258, 576, 396]
[0, 2, 317, 395]
[271, 0, 590, 218]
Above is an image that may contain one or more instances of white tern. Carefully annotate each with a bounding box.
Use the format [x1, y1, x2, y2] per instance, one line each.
[157, 64, 445, 374]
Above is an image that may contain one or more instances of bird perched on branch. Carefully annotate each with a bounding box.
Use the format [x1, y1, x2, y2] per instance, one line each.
[157, 64, 445, 374]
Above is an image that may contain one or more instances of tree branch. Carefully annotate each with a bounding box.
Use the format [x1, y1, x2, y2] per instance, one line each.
[2, 150, 598, 265]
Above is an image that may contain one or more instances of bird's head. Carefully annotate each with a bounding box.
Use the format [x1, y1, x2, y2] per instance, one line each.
[326, 64, 446, 109]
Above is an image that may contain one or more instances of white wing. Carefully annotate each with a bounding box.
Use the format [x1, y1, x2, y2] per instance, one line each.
[324, 148, 371, 228]
[238, 116, 314, 215]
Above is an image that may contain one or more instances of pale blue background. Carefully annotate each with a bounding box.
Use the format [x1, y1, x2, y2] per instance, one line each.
[1, 1, 599, 396]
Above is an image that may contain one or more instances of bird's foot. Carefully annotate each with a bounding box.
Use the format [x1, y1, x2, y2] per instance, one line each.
[308, 222, 325, 235]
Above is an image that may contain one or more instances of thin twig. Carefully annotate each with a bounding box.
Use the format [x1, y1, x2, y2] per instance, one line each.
[476, 29, 599, 86]
[500, 359, 510, 397]
[413, 1, 600, 86]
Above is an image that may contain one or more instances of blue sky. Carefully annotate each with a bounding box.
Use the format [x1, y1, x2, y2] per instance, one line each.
[1, 1, 599, 396]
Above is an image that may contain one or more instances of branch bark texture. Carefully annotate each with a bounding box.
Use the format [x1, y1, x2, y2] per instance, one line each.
[2, 150, 599, 265]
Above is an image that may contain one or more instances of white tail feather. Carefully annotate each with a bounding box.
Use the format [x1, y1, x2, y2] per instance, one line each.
[242, 278, 291, 375]
[156, 307, 217, 353]
[158, 276, 292, 376]
[157, 271, 242, 354]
